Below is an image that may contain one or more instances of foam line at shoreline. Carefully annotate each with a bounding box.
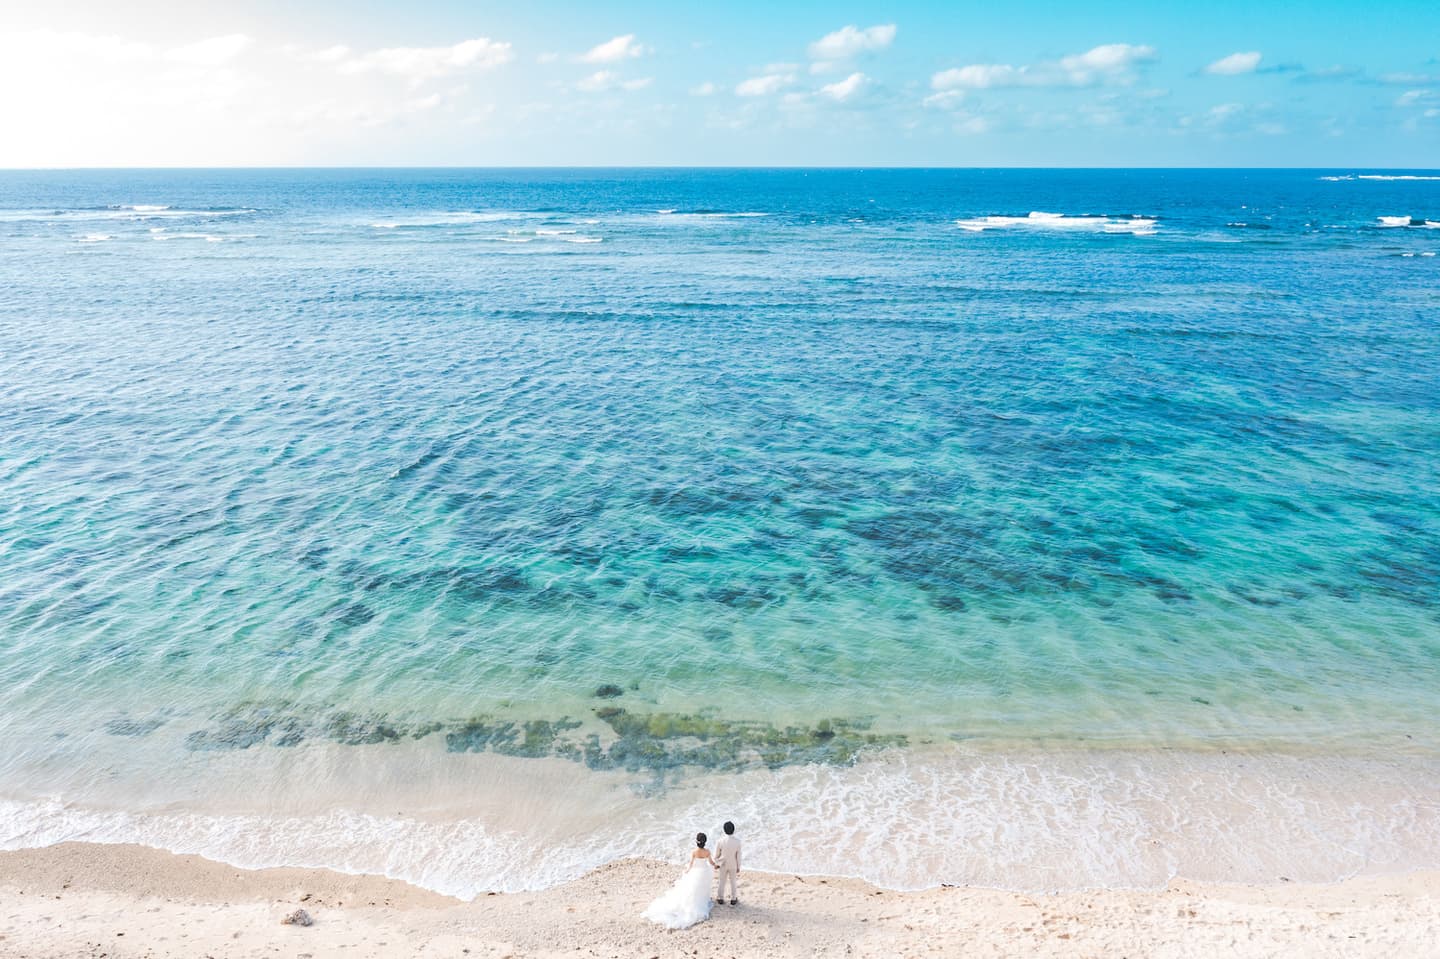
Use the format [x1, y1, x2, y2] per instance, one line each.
[4, 746, 1437, 898]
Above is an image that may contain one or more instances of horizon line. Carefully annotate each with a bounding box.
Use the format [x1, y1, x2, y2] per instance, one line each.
[3, 164, 1439, 173]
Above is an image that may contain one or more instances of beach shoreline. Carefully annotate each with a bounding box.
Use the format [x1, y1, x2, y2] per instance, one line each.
[6, 743, 1438, 898]
[2, 842, 1436, 958]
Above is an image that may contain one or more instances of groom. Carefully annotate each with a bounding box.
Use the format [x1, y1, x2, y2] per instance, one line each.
[712, 820, 741, 905]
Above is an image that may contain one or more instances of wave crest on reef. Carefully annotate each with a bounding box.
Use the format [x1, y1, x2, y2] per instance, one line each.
[955, 212, 1158, 234]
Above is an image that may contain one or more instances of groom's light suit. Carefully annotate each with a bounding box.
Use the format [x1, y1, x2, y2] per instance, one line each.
[713, 832, 741, 901]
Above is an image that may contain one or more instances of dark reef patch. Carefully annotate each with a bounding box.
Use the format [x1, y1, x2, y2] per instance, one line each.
[587, 708, 903, 773]
[176, 700, 903, 777]
[444, 717, 583, 758]
[103, 717, 166, 737]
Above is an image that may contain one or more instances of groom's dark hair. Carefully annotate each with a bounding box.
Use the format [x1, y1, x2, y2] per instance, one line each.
[723, 821, 735, 835]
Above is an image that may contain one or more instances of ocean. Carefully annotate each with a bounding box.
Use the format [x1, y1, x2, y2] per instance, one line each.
[1, 168, 1437, 895]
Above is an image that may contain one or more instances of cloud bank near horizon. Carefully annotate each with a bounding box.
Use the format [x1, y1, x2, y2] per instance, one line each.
[0, 5, 1434, 167]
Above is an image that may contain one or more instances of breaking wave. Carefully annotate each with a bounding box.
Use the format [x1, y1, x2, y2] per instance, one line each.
[956, 212, 1158, 235]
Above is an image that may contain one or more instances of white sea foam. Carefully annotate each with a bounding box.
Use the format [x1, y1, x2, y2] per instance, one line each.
[3, 747, 1436, 898]
[75, 233, 113, 243]
[1376, 215, 1440, 227]
[656, 211, 771, 219]
[1321, 174, 1440, 181]
[153, 232, 224, 242]
[494, 230, 602, 244]
[118, 207, 252, 219]
[367, 211, 546, 229]
[0, 207, 253, 223]
[956, 212, 1158, 235]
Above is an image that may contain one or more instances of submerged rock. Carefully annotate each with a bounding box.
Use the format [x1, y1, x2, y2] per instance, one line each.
[322, 711, 403, 746]
[184, 718, 277, 751]
[177, 697, 901, 781]
[588, 708, 904, 774]
[102, 717, 165, 737]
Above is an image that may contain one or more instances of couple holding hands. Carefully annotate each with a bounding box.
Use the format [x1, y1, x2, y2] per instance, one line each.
[641, 820, 742, 930]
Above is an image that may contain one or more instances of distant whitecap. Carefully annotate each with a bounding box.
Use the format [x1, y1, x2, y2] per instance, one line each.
[956, 212, 1158, 235]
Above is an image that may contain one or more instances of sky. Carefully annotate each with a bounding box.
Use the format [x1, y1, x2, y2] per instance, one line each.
[1, 0, 1437, 167]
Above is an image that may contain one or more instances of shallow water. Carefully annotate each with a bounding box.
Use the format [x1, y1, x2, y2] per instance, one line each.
[1, 169, 1437, 891]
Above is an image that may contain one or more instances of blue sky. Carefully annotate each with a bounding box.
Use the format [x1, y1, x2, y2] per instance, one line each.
[1, 0, 1437, 166]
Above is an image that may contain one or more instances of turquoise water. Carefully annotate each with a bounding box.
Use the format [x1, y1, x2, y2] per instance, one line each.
[1, 169, 1438, 890]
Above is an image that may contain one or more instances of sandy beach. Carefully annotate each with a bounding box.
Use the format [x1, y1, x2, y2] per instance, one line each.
[1, 842, 1436, 958]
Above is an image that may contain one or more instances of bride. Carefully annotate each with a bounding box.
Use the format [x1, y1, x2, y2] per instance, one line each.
[642, 832, 715, 929]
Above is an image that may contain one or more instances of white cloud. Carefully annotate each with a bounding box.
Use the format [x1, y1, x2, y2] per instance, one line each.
[1061, 43, 1152, 76]
[690, 82, 719, 96]
[306, 45, 353, 64]
[405, 93, 443, 112]
[819, 72, 869, 102]
[923, 89, 965, 109]
[1180, 102, 1250, 130]
[931, 64, 1021, 90]
[931, 43, 1155, 90]
[736, 72, 794, 96]
[580, 34, 647, 64]
[576, 70, 651, 93]
[335, 38, 513, 84]
[1396, 89, 1433, 106]
[536, 52, 560, 64]
[1204, 51, 1262, 76]
[808, 24, 896, 61]
[166, 34, 252, 66]
[0, 25, 538, 164]
[1, 29, 154, 64]
[1298, 64, 1360, 81]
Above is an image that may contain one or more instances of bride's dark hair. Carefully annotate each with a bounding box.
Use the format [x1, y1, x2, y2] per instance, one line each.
[696, 832, 707, 848]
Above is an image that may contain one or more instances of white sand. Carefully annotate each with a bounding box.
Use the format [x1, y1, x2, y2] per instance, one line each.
[1, 842, 1437, 958]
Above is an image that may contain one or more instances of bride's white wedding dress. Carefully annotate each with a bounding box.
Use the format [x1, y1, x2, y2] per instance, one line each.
[642, 854, 714, 929]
